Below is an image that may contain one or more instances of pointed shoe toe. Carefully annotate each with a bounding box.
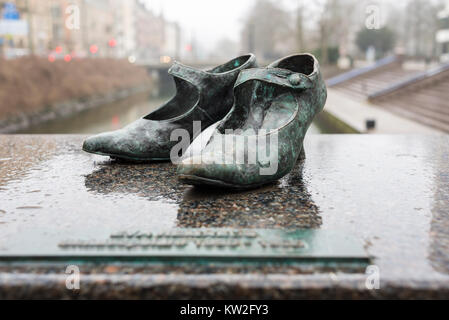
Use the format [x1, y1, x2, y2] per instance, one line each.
[178, 53, 327, 189]
[82, 131, 116, 156]
[82, 130, 142, 160]
[178, 163, 265, 190]
[178, 141, 273, 189]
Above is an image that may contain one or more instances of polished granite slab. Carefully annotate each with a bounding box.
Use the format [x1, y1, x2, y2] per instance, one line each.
[0, 134, 448, 299]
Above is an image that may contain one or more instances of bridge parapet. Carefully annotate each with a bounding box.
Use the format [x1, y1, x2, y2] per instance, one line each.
[326, 56, 399, 87]
[368, 62, 449, 102]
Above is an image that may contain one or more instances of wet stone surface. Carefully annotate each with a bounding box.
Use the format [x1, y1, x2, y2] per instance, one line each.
[83, 157, 321, 230]
[0, 134, 448, 299]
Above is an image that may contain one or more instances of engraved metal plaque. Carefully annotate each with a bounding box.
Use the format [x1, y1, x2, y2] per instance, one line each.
[0, 229, 369, 265]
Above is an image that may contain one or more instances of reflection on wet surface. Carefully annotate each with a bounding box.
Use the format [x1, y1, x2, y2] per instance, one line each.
[0, 134, 448, 281]
[85, 158, 321, 229]
[177, 163, 321, 229]
[306, 135, 449, 279]
[0, 136, 56, 187]
[0, 136, 179, 241]
[85, 161, 186, 203]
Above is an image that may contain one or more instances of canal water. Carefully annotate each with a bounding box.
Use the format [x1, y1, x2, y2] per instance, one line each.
[20, 92, 323, 134]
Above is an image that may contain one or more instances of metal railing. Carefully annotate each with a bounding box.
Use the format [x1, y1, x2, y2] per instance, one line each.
[326, 55, 397, 87]
[368, 61, 449, 100]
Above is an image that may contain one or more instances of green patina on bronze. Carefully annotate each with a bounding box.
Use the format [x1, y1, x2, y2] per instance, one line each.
[82, 54, 257, 161]
[178, 54, 327, 189]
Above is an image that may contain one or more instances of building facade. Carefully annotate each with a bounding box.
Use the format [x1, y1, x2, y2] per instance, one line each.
[0, 0, 180, 62]
[437, 1, 449, 63]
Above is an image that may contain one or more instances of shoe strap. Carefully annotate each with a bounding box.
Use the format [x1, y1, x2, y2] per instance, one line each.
[169, 61, 220, 122]
[234, 68, 314, 90]
[168, 62, 207, 88]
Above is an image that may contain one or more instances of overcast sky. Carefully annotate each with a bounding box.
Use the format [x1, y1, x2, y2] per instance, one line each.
[141, 0, 297, 53]
[138, 0, 412, 56]
[144, 0, 255, 45]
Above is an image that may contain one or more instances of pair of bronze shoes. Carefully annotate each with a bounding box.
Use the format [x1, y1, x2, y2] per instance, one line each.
[83, 53, 327, 190]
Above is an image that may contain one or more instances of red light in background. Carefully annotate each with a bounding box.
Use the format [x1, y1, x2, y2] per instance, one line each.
[90, 45, 99, 54]
[185, 44, 192, 52]
[48, 54, 56, 62]
[55, 46, 63, 54]
[64, 54, 72, 62]
[111, 115, 120, 128]
[108, 39, 117, 48]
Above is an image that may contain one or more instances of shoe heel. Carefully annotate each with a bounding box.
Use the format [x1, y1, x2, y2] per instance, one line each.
[299, 143, 306, 160]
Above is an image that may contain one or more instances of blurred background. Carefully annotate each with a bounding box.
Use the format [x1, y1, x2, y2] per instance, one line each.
[0, 0, 448, 135]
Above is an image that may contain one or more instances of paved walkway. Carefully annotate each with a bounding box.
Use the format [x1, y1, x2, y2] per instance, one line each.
[325, 89, 441, 134]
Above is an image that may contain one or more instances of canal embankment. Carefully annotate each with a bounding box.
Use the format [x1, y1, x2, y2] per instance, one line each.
[0, 57, 152, 133]
[324, 56, 445, 134]
[4, 58, 430, 135]
[324, 89, 440, 134]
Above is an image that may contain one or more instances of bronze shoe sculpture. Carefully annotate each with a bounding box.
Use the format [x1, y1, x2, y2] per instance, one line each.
[178, 53, 327, 189]
[83, 54, 257, 161]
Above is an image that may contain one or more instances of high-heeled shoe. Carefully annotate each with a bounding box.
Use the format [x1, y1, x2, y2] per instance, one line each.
[83, 54, 257, 161]
[178, 53, 327, 189]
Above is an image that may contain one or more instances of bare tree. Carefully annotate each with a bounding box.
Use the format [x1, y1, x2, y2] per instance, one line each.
[314, 0, 358, 64]
[240, 0, 293, 61]
[296, 0, 306, 51]
[403, 0, 445, 58]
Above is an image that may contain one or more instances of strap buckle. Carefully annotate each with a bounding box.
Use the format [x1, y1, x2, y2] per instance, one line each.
[235, 68, 314, 90]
